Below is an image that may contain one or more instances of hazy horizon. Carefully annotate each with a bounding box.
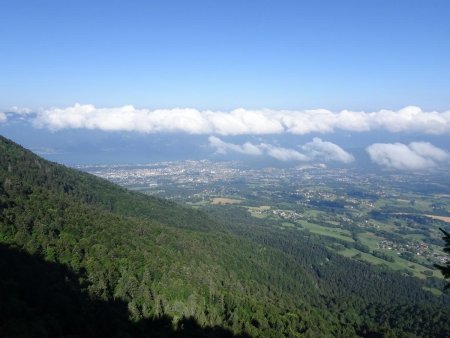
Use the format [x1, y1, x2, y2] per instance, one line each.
[2, 1, 450, 167]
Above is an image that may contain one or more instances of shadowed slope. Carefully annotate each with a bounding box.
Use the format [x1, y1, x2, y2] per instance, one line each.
[0, 243, 250, 338]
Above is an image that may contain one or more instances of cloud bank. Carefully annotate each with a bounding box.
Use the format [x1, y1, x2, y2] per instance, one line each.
[209, 137, 353, 163]
[25, 104, 450, 135]
[0, 112, 6, 123]
[366, 142, 449, 170]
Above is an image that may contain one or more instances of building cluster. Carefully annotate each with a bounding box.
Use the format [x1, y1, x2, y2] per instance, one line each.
[378, 239, 449, 264]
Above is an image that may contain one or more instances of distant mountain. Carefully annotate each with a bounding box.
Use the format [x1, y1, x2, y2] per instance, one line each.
[0, 135, 449, 337]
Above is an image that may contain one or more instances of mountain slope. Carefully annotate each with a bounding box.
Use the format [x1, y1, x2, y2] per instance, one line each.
[0, 135, 211, 231]
[0, 135, 449, 337]
[0, 136, 327, 336]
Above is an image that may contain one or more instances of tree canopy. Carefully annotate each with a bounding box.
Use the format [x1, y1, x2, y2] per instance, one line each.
[0, 135, 449, 337]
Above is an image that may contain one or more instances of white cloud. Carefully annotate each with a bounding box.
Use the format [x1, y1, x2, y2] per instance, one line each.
[368, 106, 450, 134]
[209, 137, 352, 163]
[408, 142, 449, 161]
[260, 143, 309, 161]
[301, 138, 355, 163]
[9, 106, 33, 115]
[208, 136, 263, 156]
[0, 106, 36, 123]
[206, 108, 284, 135]
[366, 142, 449, 170]
[34, 104, 212, 134]
[31, 104, 450, 135]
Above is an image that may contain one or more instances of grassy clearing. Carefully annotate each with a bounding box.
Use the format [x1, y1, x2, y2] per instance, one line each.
[280, 222, 295, 228]
[336, 248, 436, 279]
[298, 220, 354, 242]
[247, 206, 271, 219]
[211, 197, 243, 205]
[404, 233, 426, 241]
[303, 209, 324, 218]
[422, 286, 443, 297]
[366, 219, 397, 232]
[374, 198, 431, 212]
[357, 232, 383, 248]
[393, 198, 430, 211]
[390, 212, 450, 224]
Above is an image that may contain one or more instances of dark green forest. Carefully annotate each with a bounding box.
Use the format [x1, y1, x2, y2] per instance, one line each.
[0, 135, 449, 337]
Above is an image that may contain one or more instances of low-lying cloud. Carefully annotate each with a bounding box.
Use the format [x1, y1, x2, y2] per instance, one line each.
[209, 137, 353, 163]
[366, 142, 449, 170]
[9, 106, 33, 115]
[21, 103, 450, 135]
[301, 138, 355, 163]
[208, 136, 263, 156]
[259, 143, 309, 162]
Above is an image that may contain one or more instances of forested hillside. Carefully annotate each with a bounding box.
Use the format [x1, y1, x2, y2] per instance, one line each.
[0, 135, 449, 337]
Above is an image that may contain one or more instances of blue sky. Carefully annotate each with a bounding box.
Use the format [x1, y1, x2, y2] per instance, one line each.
[1, 1, 450, 169]
[1, 0, 450, 110]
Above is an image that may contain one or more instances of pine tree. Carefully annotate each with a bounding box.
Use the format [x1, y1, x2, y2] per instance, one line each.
[435, 228, 450, 288]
